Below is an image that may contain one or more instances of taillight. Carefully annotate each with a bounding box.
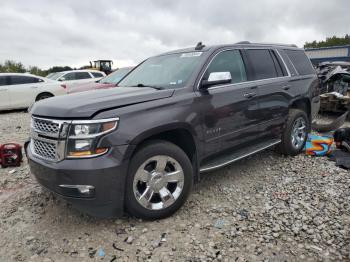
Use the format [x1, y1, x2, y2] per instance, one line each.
[61, 84, 67, 89]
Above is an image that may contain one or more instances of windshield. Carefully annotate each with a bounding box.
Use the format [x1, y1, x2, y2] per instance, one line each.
[118, 52, 203, 89]
[100, 68, 132, 84]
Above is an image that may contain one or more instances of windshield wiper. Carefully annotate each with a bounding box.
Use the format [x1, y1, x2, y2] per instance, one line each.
[132, 83, 164, 90]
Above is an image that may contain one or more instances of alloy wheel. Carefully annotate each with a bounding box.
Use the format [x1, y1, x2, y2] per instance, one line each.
[291, 117, 307, 149]
[133, 155, 184, 210]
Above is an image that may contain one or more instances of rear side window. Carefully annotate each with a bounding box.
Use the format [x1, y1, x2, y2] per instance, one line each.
[9, 75, 42, 85]
[284, 49, 315, 75]
[0, 76, 7, 86]
[246, 49, 278, 80]
[91, 72, 103, 78]
[61, 72, 75, 81]
[75, 72, 92, 80]
[204, 50, 247, 84]
[270, 50, 287, 77]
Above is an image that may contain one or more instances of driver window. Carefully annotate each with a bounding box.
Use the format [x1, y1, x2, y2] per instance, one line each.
[204, 50, 247, 84]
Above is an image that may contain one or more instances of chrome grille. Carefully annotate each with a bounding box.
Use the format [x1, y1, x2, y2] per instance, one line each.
[32, 118, 59, 135]
[32, 139, 57, 160]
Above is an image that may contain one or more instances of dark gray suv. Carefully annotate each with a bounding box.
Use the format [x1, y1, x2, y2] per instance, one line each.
[26, 42, 320, 219]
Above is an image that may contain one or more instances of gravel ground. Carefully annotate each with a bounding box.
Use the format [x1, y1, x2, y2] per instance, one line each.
[0, 111, 349, 262]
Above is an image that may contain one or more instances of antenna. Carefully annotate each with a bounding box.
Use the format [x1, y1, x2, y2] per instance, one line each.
[195, 42, 205, 50]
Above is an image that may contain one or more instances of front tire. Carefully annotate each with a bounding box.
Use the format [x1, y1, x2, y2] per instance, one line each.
[278, 109, 310, 156]
[125, 140, 193, 219]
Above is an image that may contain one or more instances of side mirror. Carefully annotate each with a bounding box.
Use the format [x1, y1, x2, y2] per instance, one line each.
[58, 77, 65, 81]
[201, 72, 232, 88]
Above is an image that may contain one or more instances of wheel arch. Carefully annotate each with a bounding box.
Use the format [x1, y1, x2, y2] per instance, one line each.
[125, 123, 200, 182]
[289, 98, 311, 120]
[35, 92, 54, 101]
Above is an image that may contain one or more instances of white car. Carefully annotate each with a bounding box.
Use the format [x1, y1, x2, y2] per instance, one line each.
[47, 70, 106, 89]
[0, 73, 67, 110]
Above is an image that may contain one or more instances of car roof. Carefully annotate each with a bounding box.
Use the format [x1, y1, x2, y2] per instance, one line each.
[159, 42, 301, 56]
[57, 69, 105, 74]
[0, 72, 43, 77]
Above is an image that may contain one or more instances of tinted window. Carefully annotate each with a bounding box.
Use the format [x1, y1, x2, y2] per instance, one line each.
[61, 72, 75, 81]
[284, 49, 315, 75]
[246, 49, 277, 80]
[10, 75, 42, 85]
[75, 72, 92, 80]
[91, 72, 103, 78]
[270, 50, 285, 77]
[278, 50, 297, 76]
[204, 50, 247, 84]
[0, 76, 7, 86]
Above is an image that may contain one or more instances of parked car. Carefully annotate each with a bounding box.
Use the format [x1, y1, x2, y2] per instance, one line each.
[47, 70, 106, 90]
[0, 73, 67, 110]
[68, 67, 133, 94]
[27, 42, 320, 219]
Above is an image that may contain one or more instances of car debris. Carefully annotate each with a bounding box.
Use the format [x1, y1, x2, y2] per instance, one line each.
[317, 62, 350, 95]
[312, 111, 348, 132]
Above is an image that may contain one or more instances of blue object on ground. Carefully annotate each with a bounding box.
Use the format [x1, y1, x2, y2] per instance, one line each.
[97, 248, 105, 257]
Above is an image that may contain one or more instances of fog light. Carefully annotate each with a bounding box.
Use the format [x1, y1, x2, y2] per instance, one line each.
[59, 184, 95, 198]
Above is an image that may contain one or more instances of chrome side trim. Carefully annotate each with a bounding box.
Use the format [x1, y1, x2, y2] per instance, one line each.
[199, 140, 281, 172]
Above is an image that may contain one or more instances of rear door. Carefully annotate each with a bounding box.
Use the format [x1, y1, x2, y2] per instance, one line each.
[0, 76, 10, 110]
[244, 48, 290, 139]
[198, 49, 261, 157]
[8, 75, 43, 108]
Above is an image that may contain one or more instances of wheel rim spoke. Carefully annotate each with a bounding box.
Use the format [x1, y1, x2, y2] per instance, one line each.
[159, 187, 175, 208]
[135, 168, 151, 182]
[154, 156, 168, 172]
[138, 186, 154, 208]
[164, 170, 183, 183]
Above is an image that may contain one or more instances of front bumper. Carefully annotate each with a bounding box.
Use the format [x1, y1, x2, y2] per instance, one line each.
[26, 143, 132, 218]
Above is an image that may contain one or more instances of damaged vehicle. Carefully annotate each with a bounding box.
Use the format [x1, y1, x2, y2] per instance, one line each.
[316, 61, 350, 95]
[26, 42, 319, 219]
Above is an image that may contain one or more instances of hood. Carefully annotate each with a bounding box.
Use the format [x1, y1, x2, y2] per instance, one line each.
[68, 81, 115, 94]
[31, 87, 174, 118]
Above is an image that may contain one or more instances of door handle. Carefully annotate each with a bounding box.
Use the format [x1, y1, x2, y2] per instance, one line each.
[282, 85, 291, 90]
[31, 86, 38, 89]
[0, 89, 8, 92]
[243, 92, 257, 98]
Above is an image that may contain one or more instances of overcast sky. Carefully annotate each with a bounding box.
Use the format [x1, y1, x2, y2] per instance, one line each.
[0, 0, 349, 69]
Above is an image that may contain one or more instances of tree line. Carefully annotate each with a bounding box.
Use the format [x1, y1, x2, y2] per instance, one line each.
[0, 60, 73, 76]
[304, 34, 350, 48]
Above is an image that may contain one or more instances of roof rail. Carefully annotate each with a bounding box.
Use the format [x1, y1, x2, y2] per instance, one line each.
[235, 41, 298, 48]
[236, 41, 251, 44]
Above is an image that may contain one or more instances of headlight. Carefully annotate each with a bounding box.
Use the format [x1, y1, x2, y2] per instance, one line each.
[66, 118, 119, 158]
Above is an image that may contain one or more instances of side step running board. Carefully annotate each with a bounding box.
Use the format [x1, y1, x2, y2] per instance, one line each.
[199, 139, 281, 172]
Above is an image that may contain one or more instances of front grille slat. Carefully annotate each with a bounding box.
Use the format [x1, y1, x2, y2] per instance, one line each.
[33, 139, 57, 160]
[33, 119, 59, 135]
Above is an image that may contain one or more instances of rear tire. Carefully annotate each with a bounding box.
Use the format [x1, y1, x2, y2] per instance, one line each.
[278, 109, 310, 156]
[36, 93, 53, 101]
[125, 140, 193, 220]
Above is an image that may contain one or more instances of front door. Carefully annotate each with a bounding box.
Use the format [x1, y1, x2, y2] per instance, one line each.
[198, 49, 261, 157]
